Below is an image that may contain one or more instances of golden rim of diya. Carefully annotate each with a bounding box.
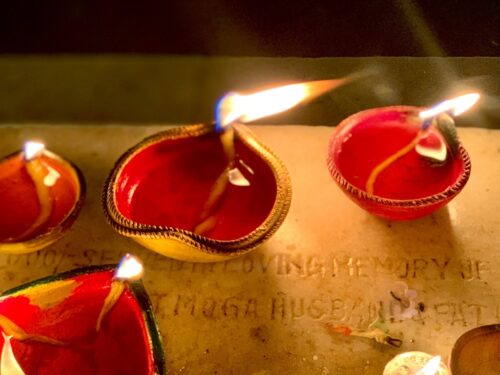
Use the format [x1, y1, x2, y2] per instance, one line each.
[103, 123, 292, 262]
[0, 150, 86, 254]
[327, 105, 472, 208]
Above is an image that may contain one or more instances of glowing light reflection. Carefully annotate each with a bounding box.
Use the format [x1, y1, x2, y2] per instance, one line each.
[114, 254, 143, 281]
[23, 142, 45, 161]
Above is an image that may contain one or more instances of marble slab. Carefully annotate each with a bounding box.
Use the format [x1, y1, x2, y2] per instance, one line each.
[0, 124, 499, 374]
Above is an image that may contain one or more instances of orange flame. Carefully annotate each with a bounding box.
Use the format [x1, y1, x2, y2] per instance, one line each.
[419, 93, 480, 121]
[114, 254, 143, 281]
[216, 78, 352, 130]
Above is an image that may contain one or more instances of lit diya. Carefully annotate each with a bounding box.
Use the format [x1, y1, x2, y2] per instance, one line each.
[383, 352, 450, 375]
[450, 324, 500, 375]
[104, 78, 353, 262]
[0, 254, 166, 375]
[0, 142, 85, 253]
[327, 94, 479, 220]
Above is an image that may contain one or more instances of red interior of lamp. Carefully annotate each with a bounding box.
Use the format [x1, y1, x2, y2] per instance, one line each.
[332, 109, 466, 199]
[115, 132, 277, 240]
[0, 154, 79, 242]
[0, 270, 153, 375]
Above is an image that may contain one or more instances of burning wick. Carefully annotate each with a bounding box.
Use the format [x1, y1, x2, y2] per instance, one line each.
[96, 254, 144, 331]
[365, 93, 480, 195]
[194, 78, 356, 235]
[1, 333, 25, 375]
[419, 93, 480, 129]
[11, 142, 53, 242]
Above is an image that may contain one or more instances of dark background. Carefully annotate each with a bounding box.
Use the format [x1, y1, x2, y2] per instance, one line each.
[0, 0, 498, 56]
[0, 1, 498, 127]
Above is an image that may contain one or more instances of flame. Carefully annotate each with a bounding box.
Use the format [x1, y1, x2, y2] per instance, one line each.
[1, 333, 25, 375]
[216, 79, 350, 130]
[419, 93, 480, 120]
[23, 141, 45, 161]
[416, 355, 442, 375]
[114, 254, 143, 281]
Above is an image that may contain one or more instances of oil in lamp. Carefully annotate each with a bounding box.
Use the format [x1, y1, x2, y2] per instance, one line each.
[104, 78, 352, 261]
[0, 254, 165, 374]
[0, 142, 85, 253]
[327, 93, 479, 220]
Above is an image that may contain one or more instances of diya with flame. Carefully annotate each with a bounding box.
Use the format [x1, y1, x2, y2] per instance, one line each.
[104, 78, 352, 262]
[0, 254, 165, 375]
[383, 352, 450, 375]
[327, 94, 479, 220]
[0, 142, 85, 253]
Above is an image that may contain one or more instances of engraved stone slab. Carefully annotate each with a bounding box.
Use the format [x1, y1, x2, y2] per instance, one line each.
[0, 125, 498, 374]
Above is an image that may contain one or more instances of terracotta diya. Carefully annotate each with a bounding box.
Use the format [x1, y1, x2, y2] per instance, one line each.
[0, 142, 85, 253]
[450, 324, 500, 375]
[0, 254, 166, 375]
[104, 79, 352, 262]
[327, 94, 479, 221]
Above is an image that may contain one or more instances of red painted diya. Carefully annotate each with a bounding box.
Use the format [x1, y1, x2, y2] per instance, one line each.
[104, 123, 291, 262]
[0, 143, 85, 253]
[327, 106, 471, 220]
[0, 264, 165, 375]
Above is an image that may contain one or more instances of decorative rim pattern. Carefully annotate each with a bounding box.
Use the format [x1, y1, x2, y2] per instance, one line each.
[103, 123, 292, 256]
[0, 150, 86, 253]
[327, 106, 472, 208]
[1, 264, 167, 375]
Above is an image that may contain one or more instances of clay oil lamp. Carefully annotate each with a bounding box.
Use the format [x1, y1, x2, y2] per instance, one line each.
[450, 324, 500, 375]
[0, 142, 85, 253]
[0, 254, 166, 375]
[383, 352, 450, 374]
[327, 93, 479, 221]
[105, 78, 352, 262]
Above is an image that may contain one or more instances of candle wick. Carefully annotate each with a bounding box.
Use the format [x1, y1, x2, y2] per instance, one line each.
[0, 314, 64, 346]
[365, 131, 424, 195]
[194, 127, 238, 236]
[9, 156, 53, 242]
[420, 110, 453, 131]
[96, 280, 126, 332]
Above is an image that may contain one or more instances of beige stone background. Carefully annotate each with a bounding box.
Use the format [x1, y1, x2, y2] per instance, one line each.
[0, 124, 498, 374]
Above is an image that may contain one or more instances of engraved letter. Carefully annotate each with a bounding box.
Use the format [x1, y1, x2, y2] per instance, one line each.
[174, 294, 196, 316]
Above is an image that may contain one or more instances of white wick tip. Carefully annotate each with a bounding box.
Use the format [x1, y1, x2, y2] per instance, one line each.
[23, 141, 45, 161]
[114, 254, 144, 281]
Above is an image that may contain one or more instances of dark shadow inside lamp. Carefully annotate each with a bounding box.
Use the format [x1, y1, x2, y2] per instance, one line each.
[115, 132, 277, 240]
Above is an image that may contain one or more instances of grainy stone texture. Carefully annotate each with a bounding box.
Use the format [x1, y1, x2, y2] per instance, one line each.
[0, 124, 498, 374]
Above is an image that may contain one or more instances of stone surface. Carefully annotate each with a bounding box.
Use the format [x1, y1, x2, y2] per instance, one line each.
[0, 124, 498, 374]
